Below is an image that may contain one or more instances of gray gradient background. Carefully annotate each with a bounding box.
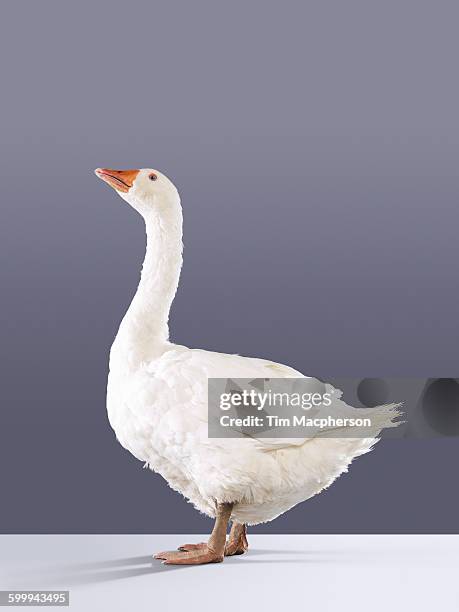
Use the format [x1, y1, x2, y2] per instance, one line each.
[1, 0, 459, 534]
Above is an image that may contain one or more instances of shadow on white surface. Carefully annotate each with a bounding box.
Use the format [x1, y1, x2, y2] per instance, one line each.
[5, 548, 337, 587]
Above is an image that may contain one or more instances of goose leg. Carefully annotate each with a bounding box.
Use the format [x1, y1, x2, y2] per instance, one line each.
[154, 503, 233, 565]
[225, 522, 248, 556]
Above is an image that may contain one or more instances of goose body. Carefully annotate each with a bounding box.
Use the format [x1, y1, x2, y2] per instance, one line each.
[96, 167, 400, 563]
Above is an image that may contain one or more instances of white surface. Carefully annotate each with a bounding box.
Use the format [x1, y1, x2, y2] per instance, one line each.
[0, 535, 457, 611]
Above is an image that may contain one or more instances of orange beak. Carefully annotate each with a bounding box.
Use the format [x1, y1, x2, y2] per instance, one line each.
[95, 168, 140, 193]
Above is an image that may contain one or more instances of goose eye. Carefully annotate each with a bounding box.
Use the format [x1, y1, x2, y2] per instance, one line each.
[149, 173, 158, 181]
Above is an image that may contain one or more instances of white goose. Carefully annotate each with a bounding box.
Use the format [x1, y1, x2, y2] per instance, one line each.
[95, 167, 400, 565]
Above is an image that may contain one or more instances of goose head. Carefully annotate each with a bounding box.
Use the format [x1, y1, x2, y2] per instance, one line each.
[95, 167, 180, 218]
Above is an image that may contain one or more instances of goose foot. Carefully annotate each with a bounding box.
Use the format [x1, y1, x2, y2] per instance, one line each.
[177, 542, 207, 552]
[154, 502, 234, 566]
[155, 546, 224, 565]
[170, 522, 248, 557]
[225, 523, 248, 556]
